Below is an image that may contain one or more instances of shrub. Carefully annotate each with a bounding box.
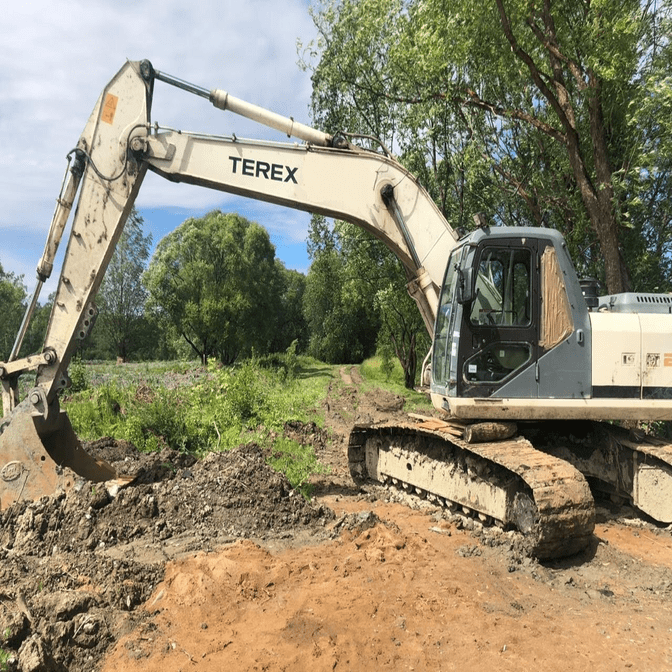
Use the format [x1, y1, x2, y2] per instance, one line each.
[0, 648, 11, 671]
[68, 355, 89, 392]
[64, 358, 336, 495]
[266, 437, 328, 498]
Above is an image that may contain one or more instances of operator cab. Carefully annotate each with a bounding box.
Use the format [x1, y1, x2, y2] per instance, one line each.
[431, 227, 592, 409]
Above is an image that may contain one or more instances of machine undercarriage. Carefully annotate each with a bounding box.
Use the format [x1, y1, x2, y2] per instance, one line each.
[348, 417, 672, 559]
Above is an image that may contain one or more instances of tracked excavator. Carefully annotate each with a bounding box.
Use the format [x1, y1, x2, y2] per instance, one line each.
[2, 60, 672, 559]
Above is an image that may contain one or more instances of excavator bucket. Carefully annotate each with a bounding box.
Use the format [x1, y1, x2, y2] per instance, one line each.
[0, 406, 130, 511]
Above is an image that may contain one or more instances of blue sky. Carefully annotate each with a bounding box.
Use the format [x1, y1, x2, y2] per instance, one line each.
[0, 0, 318, 297]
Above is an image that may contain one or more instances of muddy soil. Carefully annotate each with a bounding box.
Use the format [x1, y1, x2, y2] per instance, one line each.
[2, 366, 672, 671]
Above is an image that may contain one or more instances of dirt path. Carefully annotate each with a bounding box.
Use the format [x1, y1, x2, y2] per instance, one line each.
[2, 368, 672, 671]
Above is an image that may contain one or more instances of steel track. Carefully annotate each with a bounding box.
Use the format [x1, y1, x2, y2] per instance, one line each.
[348, 421, 595, 559]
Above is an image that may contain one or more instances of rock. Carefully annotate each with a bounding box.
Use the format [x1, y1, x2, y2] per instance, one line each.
[18, 635, 57, 672]
[35, 591, 97, 622]
[0, 605, 29, 647]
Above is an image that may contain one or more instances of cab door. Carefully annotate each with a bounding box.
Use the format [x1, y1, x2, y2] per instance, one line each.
[457, 239, 540, 398]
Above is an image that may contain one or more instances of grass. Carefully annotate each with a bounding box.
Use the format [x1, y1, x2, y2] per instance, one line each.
[7, 351, 432, 497]
[66, 357, 332, 441]
[62, 355, 335, 496]
[360, 356, 435, 415]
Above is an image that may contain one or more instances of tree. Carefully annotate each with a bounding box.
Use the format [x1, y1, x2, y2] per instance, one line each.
[20, 299, 52, 359]
[302, 0, 511, 231]
[304, 0, 670, 293]
[96, 208, 152, 362]
[270, 264, 309, 354]
[0, 263, 26, 361]
[303, 214, 430, 386]
[337, 221, 430, 388]
[446, 0, 651, 293]
[303, 216, 379, 364]
[144, 211, 283, 365]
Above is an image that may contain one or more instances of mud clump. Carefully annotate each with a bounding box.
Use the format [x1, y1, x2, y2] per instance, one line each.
[0, 440, 332, 672]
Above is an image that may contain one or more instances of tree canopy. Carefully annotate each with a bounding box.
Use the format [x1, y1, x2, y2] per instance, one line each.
[0, 263, 26, 361]
[303, 214, 428, 385]
[144, 211, 284, 365]
[303, 216, 380, 364]
[303, 0, 672, 293]
[96, 208, 153, 362]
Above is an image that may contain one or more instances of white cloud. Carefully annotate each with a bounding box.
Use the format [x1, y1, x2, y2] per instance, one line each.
[0, 0, 318, 278]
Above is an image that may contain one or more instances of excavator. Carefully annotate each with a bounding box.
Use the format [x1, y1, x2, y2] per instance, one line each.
[2, 60, 672, 559]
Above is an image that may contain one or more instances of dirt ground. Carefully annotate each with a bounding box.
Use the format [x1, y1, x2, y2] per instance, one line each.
[2, 367, 672, 671]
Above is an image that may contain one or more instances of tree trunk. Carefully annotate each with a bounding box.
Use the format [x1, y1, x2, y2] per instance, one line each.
[402, 333, 417, 390]
[182, 332, 206, 365]
[494, 0, 631, 295]
[564, 125, 628, 294]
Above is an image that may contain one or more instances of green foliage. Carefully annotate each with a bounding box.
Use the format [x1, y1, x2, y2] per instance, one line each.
[361, 354, 406, 388]
[0, 261, 26, 361]
[304, 251, 375, 363]
[360, 355, 435, 414]
[304, 0, 672, 293]
[270, 266, 309, 354]
[68, 355, 89, 393]
[68, 383, 126, 442]
[62, 356, 432, 495]
[65, 358, 335, 494]
[303, 216, 379, 364]
[95, 208, 152, 362]
[144, 210, 284, 365]
[303, 214, 428, 386]
[0, 647, 10, 671]
[267, 437, 329, 498]
[341, 221, 430, 389]
[19, 299, 52, 360]
[284, 340, 300, 380]
[65, 358, 333, 460]
[257, 340, 301, 382]
[376, 342, 397, 382]
[224, 360, 266, 421]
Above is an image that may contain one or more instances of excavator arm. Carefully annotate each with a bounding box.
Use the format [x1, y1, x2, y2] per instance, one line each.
[0, 59, 457, 508]
[6, 60, 457, 412]
[144, 131, 453, 331]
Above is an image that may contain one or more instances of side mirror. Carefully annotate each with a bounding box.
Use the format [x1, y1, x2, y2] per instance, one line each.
[456, 266, 476, 305]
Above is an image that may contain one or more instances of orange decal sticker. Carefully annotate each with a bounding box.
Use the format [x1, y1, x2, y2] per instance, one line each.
[101, 93, 118, 124]
[664, 353, 672, 367]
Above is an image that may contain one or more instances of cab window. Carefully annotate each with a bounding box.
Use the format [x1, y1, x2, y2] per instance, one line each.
[470, 248, 531, 327]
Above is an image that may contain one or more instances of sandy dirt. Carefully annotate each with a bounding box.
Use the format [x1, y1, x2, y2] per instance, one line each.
[2, 366, 672, 671]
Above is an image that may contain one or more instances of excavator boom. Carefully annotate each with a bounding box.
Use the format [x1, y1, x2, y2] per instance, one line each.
[0, 60, 455, 510]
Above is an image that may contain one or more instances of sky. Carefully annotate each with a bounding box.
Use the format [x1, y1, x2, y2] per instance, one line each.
[0, 0, 320, 298]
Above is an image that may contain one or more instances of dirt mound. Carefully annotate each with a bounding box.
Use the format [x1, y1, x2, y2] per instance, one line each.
[0, 440, 332, 672]
[102, 498, 672, 672]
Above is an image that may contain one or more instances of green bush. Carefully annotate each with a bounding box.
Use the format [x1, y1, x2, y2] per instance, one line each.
[0, 647, 10, 671]
[68, 355, 89, 392]
[376, 343, 397, 382]
[65, 357, 333, 458]
[128, 393, 192, 452]
[225, 361, 264, 420]
[62, 358, 338, 497]
[256, 340, 300, 382]
[266, 437, 328, 497]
